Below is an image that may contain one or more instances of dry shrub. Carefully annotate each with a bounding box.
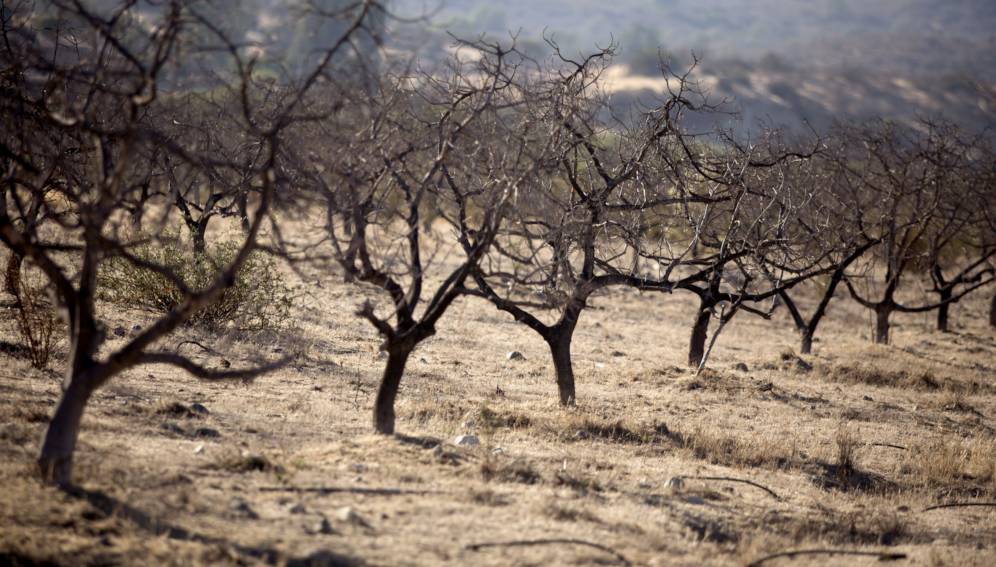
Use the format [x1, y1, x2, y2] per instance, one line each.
[550, 414, 671, 445]
[467, 489, 509, 506]
[407, 400, 466, 426]
[782, 509, 907, 546]
[13, 264, 61, 369]
[900, 436, 996, 496]
[477, 404, 531, 432]
[679, 426, 798, 470]
[835, 422, 858, 479]
[100, 239, 291, 333]
[480, 455, 541, 485]
[543, 502, 601, 523]
[819, 362, 948, 391]
[552, 469, 603, 494]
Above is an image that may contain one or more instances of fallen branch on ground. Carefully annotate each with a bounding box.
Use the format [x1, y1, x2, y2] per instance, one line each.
[923, 502, 996, 512]
[258, 486, 442, 496]
[866, 442, 908, 450]
[466, 538, 631, 566]
[679, 475, 783, 501]
[746, 549, 906, 566]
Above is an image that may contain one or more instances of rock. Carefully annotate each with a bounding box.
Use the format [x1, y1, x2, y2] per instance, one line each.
[610, 350, 626, 357]
[193, 427, 221, 438]
[160, 422, 185, 435]
[335, 507, 370, 528]
[795, 358, 813, 372]
[863, 395, 874, 401]
[666, 476, 685, 491]
[230, 498, 258, 519]
[289, 503, 307, 515]
[454, 434, 480, 446]
[193, 443, 205, 454]
[189, 403, 209, 415]
[113, 325, 126, 337]
[506, 351, 526, 361]
[734, 362, 749, 372]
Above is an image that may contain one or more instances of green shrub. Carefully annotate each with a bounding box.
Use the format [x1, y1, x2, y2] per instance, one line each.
[100, 240, 291, 332]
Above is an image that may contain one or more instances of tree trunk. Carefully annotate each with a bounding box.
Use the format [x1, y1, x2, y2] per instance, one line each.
[800, 329, 814, 355]
[192, 229, 207, 256]
[373, 346, 412, 435]
[936, 288, 952, 332]
[547, 331, 576, 406]
[990, 293, 996, 328]
[874, 305, 892, 344]
[238, 192, 251, 234]
[37, 377, 95, 486]
[4, 251, 23, 297]
[688, 303, 712, 367]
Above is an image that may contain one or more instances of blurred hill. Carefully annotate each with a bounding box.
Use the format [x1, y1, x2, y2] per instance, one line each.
[390, 0, 996, 134]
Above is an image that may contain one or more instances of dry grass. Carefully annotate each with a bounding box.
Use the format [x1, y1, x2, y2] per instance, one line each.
[1, 240, 995, 566]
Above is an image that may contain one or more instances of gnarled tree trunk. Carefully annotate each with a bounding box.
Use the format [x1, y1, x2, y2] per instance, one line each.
[546, 328, 577, 406]
[4, 250, 23, 297]
[800, 328, 815, 355]
[688, 302, 713, 367]
[37, 374, 96, 486]
[989, 293, 995, 328]
[874, 305, 892, 344]
[936, 288, 952, 332]
[373, 345, 413, 435]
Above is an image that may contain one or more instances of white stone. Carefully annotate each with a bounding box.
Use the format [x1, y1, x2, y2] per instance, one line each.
[454, 434, 480, 446]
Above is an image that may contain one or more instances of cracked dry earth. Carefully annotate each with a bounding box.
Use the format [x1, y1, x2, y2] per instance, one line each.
[1, 265, 995, 566]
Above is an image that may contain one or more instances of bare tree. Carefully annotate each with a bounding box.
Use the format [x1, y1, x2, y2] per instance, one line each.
[776, 137, 881, 354]
[840, 121, 994, 343]
[294, 38, 536, 434]
[660, 132, 837, 368]
[0, 0, 382, 485]
[461, 45, 711, 405]
[923, 133, 996, 332]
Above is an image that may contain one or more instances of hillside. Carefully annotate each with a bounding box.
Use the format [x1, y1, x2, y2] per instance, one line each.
[391, 0, 996, 134]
